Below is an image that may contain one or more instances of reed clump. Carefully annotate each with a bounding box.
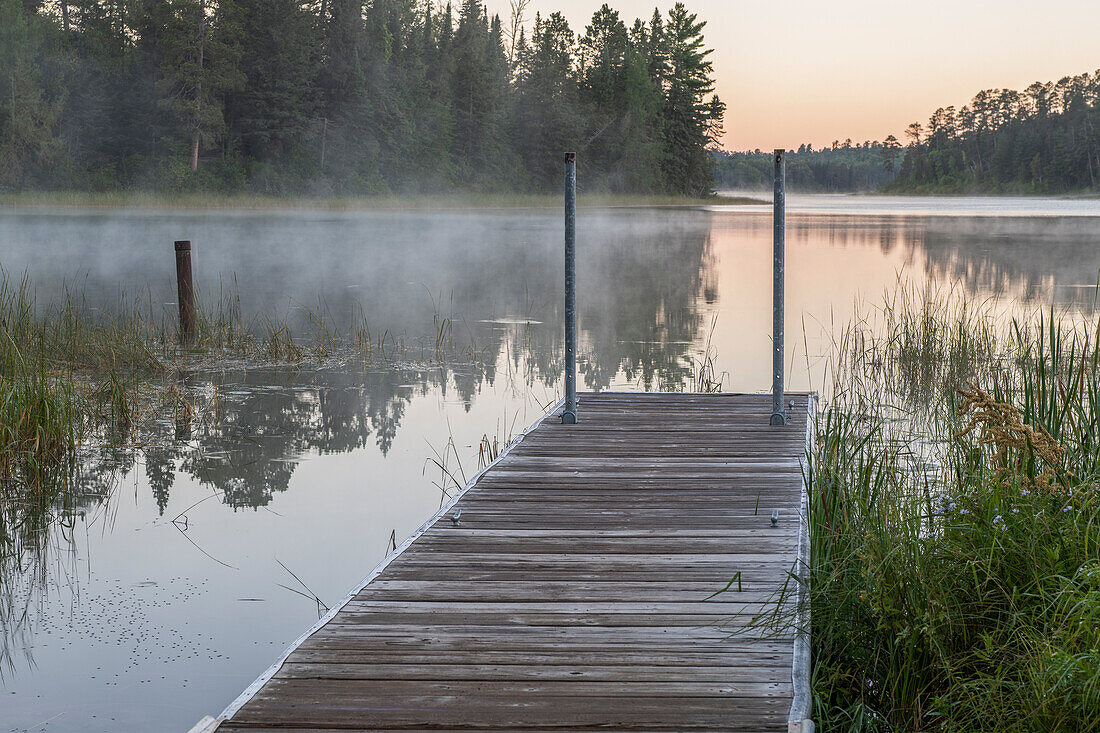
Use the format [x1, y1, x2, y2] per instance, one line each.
[0, 279, 82, 490]
[0, 268, 490, 556]
[0, 269, 488, 446]
[803, 287, 1100, 731]
[0, 353, 78, 492]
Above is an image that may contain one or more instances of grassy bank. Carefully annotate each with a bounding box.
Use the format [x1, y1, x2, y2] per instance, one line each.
[0, 191, 766, 211]
[793, 288, 1100, 731]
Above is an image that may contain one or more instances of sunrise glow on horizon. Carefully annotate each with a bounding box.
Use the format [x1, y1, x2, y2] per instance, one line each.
[488, 0, 1100, 151]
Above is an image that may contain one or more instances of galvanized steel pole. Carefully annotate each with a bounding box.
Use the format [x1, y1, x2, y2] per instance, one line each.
[562, 152, 578, 424]
[770, 150, 786, 426]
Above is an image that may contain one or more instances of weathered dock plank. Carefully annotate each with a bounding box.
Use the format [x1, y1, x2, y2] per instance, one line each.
[214, 392, 812, 732]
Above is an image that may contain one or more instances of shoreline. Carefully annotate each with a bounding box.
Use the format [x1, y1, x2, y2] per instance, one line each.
[719, 188, 1100, 199]
[0, 191, 768, 212]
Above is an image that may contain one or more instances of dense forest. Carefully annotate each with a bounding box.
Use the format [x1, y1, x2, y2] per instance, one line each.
[0, 0, 724, 196]
[889, 69, 1100, 193]
[714, 142, 897, 192]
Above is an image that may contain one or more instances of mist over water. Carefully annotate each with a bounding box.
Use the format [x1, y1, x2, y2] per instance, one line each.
[1, 198, 1099, 731]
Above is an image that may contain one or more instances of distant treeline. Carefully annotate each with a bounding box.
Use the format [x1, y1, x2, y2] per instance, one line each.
[714, 143, 897, 192]
[889, 70, 1100, 193]
[0, 0, 724, 196]
[720, 69, 1100, 195]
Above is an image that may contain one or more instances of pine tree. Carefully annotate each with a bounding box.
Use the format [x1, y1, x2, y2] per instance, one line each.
[618, 22, 664, 190]
[223, 0, 321, 163]
[0, 0, 62, 189]
[514, 11, 580, 187]
[659, 2, 723, 195]
[449, 0, 510, 185]
[578, 4, 664, 190]
[881, 134, 900, 173]
[320, 0, 364, 116]
[157, 0, 243, 172]
[579, 4, 628, 108]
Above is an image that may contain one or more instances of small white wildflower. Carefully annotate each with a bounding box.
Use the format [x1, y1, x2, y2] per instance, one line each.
[1011, 507, 1020, 514]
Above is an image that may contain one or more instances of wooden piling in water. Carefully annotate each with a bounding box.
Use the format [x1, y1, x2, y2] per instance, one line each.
[174, 240, 196, 344]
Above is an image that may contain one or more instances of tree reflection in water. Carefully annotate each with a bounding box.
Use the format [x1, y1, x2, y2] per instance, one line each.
[0, 210, 717, 665]
[7, 207, 1095, 679]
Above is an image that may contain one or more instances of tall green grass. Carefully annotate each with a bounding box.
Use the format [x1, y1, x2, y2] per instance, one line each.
[0, 349, 78, 491]
[0, 278, 82, 489]
[802, 285, 1100, 731]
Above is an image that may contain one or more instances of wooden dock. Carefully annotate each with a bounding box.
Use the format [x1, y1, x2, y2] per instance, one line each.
[208, 392, 813, 732]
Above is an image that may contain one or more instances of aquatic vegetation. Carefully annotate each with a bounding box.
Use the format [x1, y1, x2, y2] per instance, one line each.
[0, 357, 78, 490]
[0, 279, 81, 491]
[689, 315, 727, 393]
[0, 268, 504, 606]
[801, 291, 1100, 731]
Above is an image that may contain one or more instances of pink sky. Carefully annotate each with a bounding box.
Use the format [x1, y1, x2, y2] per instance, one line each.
[486, 0, 1100, 151]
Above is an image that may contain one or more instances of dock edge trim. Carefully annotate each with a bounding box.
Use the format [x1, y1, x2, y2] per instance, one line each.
[214, 396, 567, 725]
[787, 393, 816, 733]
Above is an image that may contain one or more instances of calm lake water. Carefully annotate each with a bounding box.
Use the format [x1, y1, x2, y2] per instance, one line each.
[1, 195, 1098, 731]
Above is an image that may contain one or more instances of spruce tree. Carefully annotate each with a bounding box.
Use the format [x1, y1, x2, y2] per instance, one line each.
[449, 0, 510, 185]
[223, 0, 321, 164]
[659, 2, 722, 195]
[0, 0, 62, 189]
[514, 11, 580, 187]
[157, 0, 243, 173]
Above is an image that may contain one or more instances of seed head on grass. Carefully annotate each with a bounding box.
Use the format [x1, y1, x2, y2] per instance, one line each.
[955, 383, 1069, 491]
